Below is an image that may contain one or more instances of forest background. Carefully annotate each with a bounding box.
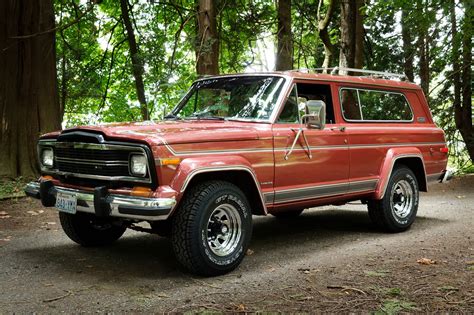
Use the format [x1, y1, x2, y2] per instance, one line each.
[0, 0, 472, 182]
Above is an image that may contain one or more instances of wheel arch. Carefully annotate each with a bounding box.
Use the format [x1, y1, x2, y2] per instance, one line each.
[169, 158, 268, 216]
[375, 149, 427, 200]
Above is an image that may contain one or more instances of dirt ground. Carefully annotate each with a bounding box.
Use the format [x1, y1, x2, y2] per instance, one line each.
[0, 176, 473, 313]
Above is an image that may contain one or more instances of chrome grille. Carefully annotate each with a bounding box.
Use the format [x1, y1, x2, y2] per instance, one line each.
[38, 140, 152, 185]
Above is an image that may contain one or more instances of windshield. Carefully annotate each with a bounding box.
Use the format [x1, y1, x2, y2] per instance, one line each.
[170, 76, 286, 121]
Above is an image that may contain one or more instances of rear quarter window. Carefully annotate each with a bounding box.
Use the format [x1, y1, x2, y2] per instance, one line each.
[340, 88, 413, 122]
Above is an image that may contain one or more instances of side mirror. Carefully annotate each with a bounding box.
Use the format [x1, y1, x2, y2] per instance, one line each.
[303, 100, 326, 130]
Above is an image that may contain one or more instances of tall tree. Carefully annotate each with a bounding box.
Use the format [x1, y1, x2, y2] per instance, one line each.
[454, 0, 473, 161]
[196, 0, 219, 75]
[0, 0, 61, 178]
[339, 0, 364, 74]
[318, 0, 337, 70]
[275, 0, 293, 71]
[120, 0, 149, 120]
[401, 9, 415, 82]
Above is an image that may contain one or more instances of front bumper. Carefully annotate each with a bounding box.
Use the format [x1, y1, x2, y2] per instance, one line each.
[25, 181, 176, 221]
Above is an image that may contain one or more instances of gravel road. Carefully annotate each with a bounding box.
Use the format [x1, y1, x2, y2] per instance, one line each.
[0, 176, 472, 313]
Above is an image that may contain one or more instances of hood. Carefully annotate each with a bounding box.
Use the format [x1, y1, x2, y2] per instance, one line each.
[52, 120, 264, 146]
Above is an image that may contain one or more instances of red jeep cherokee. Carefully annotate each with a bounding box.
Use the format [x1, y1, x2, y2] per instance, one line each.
[25, 69, 451, 276]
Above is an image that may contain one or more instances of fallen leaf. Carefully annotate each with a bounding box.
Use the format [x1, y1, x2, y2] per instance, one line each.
[417, 258, 436, 265]
[0, 211, 8, 216]
[456, 195, 466, 199]
[0, 215, 11, 219]
[246, 249, 254, 256]
[27, 210, 39, 216]
[0, 236, 12, 242]
[236, 304, 245, 311]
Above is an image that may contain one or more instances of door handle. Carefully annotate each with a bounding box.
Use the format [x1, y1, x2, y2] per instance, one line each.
[331, 126, 346, 132]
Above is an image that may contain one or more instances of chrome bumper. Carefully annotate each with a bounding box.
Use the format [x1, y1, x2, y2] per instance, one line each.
[25, 181, 176, 221]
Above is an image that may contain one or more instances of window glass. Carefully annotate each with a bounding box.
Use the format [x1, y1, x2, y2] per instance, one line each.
[358, 90, 412, 120]
[341, 88, 412, 121]
[341, 89, 361, 120]
[172, 76, 286, 120]
[277, 85, 299, 123]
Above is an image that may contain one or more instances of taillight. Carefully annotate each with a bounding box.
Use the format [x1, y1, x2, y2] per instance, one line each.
[440, 147, 449, 153]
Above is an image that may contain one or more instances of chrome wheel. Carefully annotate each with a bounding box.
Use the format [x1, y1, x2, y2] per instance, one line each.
[390, 179, 414, 219]
[206, 204, 242, 257]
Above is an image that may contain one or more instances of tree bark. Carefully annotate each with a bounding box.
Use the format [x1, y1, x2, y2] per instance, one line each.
[416, 1, 429, 95]
[275, 0, 293, 71]
[120, 0, 149, 120]
[0, 0, 60, 178]
[195, 0, 219, 75]
[401, 9, 415, 82]
[318, 0, 337, 71]
[459, 0, 473, 161]
[339, 0, 364, 74]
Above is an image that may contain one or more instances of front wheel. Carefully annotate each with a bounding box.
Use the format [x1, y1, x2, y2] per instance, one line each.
[59, 212, 126, 246]
[368, 166, 419, 232]
[171, 181, 252, 276]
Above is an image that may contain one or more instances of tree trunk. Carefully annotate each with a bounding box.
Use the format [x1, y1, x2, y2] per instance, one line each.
[401, 9, 415, 82]
[318, 0, 337, 71]
[275, 0, 293, 71]
[459, 0, 473, 161]
[0, 0, 60, 179]
[120, 0, 149, 120]
[416, 1, 429, 96]
[339, 0, 364, 74]
[196, 0, 219, 75]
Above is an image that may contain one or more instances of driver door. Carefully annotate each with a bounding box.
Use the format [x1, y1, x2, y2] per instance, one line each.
[272, 82, 350, 206]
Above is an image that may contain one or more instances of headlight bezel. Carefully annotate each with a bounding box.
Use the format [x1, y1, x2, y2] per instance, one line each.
[40, 147, 54, 168]
[129, 153, 148, 177]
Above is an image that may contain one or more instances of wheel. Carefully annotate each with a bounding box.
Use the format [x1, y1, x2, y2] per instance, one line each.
[368, 166, 419, 232]
[59, 212, 126, 246]
[171, 180, 252, 276]
[271, 209, 304, 219]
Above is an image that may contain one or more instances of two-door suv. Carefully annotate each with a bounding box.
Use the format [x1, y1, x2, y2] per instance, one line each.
[25, 68, 450, 276]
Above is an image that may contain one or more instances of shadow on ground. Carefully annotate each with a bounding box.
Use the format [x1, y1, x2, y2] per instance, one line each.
[17, 208, 449, 281]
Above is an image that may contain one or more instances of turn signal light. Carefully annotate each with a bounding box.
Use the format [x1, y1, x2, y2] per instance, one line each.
[158, 157, 181, 166]
[41, 175, 53, 181]
[440, 147, 449, 153]
[131, 186, 152, 197]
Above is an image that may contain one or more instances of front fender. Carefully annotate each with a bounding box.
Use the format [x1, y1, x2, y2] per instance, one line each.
[375, 147, 425, 200]
[170, 155, 256, 193]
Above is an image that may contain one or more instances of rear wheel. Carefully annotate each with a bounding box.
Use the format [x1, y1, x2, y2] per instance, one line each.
[59, 212, 126, 246]
[368, 166, 419, 232]
[171, 180, 252, 276]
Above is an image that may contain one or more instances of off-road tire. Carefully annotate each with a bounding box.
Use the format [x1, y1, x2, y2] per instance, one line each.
[171, 180, 252, 276]
[59, 212, 126, 246]
[271, 209, 304, 219]
[368, 166, 419, 232]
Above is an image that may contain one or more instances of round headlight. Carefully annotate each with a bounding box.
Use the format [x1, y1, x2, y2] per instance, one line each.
[41, 148, 54, 168]
[130, 154, 147, 177]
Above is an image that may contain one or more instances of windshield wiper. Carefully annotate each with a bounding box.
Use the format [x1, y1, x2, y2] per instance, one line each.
[164, 114, 181, 120]
[188, 114, 226, 121]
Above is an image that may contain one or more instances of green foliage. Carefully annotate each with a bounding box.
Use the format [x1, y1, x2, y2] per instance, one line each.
[376, 299, 418, 315]
[53, 0, 472, 168]
[0, 177, 28, 199]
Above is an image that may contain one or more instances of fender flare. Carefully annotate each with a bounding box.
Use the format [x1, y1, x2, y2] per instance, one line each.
[375, 148, 426, 200]
[169, 156, 267, 214]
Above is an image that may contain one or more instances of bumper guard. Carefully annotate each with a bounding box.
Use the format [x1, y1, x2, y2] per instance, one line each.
[25, 181, 176, 221]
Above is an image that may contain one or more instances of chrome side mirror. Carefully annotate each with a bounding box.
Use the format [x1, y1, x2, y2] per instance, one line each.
[303, 100, 326, 130]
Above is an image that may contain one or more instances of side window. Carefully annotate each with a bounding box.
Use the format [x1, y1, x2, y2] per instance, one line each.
[277, 85, 299, 123]
[341, 88, 413, 121]
[277, 82, 335, 124]
[341, 89, 361, 120]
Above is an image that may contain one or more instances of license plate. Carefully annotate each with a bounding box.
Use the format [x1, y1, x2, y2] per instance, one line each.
[55, 192, 77, 214]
